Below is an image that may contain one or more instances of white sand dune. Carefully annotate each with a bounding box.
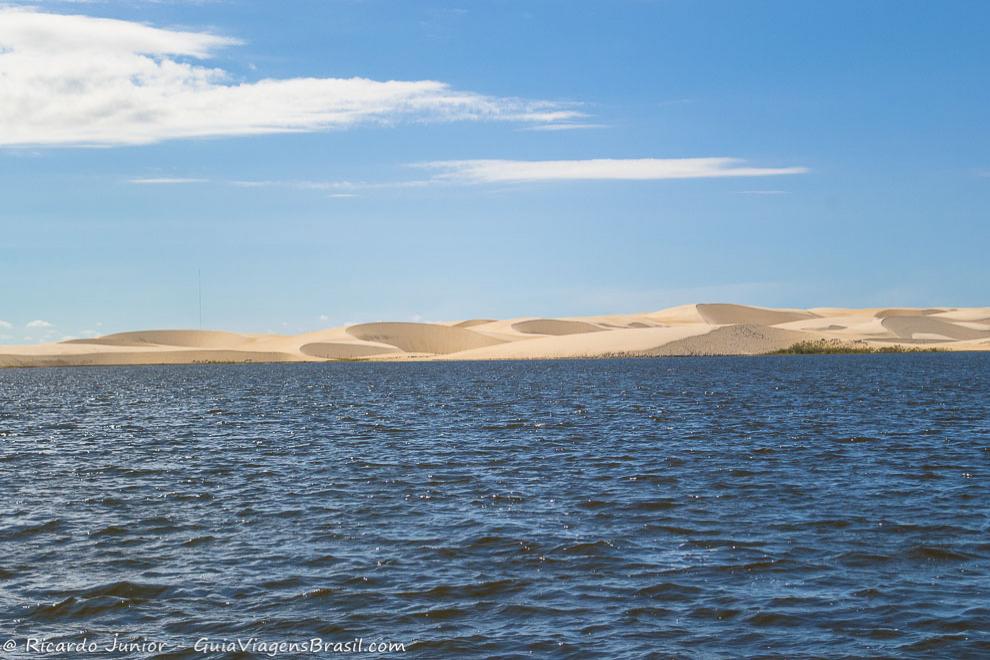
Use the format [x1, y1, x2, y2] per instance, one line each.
[346, 322, 507, 354]
[881, 316, 990, 341]
[638, 325, 816, 356]
[452, 319, 497, 328]
[511, 319, 606, 336]
[931, 308, 990, 323]
[65, 329, 253, 348]
[648, 304, 709, 325]
[443, 325, 712, 360]
[695, 303, 818, 326]
[2, 304, 988, 368]
[874, 308, 946, 319]
[299, 342, 399, 359]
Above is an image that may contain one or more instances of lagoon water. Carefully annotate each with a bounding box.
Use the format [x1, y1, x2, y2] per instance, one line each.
[1, 355, 989, 658]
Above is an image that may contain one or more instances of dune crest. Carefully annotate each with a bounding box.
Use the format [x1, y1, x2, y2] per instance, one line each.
[3, 304, 989, 368]
[453, 319, 497, 328]
[695, 304, 818, 326]
[64, 330, 252, 349]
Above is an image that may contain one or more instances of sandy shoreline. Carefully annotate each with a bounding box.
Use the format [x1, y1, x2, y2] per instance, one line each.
[2, 304, 988, 369]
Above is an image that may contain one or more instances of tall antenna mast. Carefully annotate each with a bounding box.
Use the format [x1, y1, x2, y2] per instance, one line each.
[198, 268, 203, 329]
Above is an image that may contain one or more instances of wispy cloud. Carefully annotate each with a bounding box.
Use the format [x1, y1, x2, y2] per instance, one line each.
[26, 319, 54, 328]
[0, 320, 12, 329]
[128, 177, 209, 185]
[142, 158, 806, 195]
[0, 8, 581, 147]
[418, 158, 808, 184]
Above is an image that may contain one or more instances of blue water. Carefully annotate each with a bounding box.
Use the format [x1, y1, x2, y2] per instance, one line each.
[1, 354, 989, 658]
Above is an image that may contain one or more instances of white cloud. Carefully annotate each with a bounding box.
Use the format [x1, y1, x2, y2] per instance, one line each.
[26, 319, 54, 328]
[418, 158, 808, 184]
[0, 8, 580, 147]
[202, 159, 803, 194]
[0, 320, 11, 329]
[129, 177, 209, 185]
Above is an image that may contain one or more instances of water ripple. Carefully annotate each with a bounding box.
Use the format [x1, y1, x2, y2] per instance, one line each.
[0, 354, 988, 657]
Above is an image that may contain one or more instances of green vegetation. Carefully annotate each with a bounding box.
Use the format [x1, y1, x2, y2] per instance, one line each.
[770, 339, 941, 355]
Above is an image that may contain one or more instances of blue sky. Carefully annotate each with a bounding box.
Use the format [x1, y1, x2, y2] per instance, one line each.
[1, 0, 988, 342]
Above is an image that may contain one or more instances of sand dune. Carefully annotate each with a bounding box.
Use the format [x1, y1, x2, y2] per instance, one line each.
[443, 325, 712, 360]
[2, 304, 988, 368]
[931, 308, 990, 323]
[452, 319, 497, 328]
[638, 325, 814, 356]
[512, 319, 606, 336]
[346, 322, 506, 354]
[695, 303, 818, 326]
[881, 316, 990, 341]
[300, 342, 399, 359]
[874, 308, 945, 319]
[648, 304, 709, 324]
[65, 329, 252, 348]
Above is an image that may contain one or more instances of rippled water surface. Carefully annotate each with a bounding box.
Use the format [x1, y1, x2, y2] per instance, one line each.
[2, 355, 989, 658]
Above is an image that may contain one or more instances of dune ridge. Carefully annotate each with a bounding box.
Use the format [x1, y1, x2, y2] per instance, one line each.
[64, 330, 252, 349]
[3, 303, 988, 368]
[695, 304, 818, 326]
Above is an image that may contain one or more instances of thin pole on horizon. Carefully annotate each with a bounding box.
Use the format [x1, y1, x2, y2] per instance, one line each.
[198, 268, 202, 330]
